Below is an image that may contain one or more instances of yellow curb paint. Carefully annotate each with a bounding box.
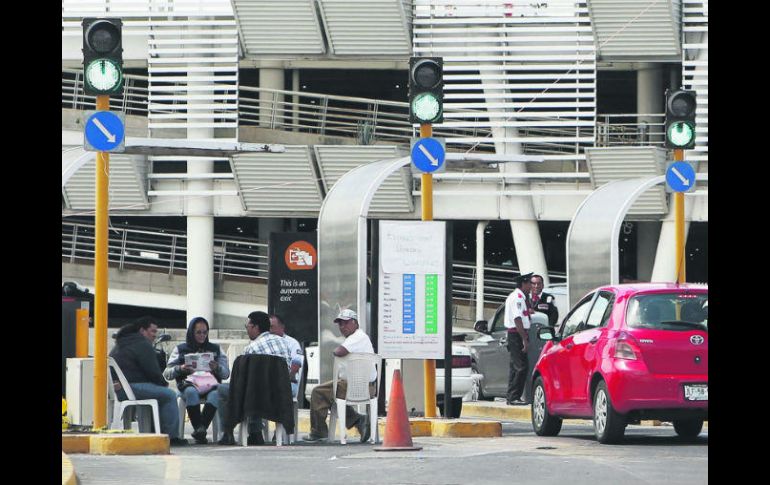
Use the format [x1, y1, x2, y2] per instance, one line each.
[89, 434, 170, 455]
[430, 419, 502, 438]
[462, 403, 531, 421]
[62, 434, 91, 454]
[62, 452, 77, 485]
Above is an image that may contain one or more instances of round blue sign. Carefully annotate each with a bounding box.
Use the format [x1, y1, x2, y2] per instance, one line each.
[666, 161, 695, 193]
[411, 138, 445, 173]
[85, 111, 125, 152]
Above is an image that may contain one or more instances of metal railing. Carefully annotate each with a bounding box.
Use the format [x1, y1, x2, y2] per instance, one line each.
[62, 221, 566, 305]
[62, 221, 269, 281]
[596, 114, 666, 147]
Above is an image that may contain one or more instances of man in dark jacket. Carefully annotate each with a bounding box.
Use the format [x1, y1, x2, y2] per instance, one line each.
[109, 316, 187, 446]
[530, 274, 559, 327]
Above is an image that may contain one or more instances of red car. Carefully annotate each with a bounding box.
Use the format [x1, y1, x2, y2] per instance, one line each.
[531, 283, 708, 444]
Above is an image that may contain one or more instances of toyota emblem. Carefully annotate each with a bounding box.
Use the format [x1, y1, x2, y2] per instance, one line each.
[690, 335, 704, 345]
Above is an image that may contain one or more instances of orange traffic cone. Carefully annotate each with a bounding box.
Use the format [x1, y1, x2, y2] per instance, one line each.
[374, 369, 422, 451]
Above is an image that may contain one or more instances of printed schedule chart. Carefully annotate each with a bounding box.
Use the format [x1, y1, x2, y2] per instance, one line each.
[378, 221, 446, 359]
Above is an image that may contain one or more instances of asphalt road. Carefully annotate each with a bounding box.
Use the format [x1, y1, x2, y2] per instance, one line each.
[70, 420, 707, 484]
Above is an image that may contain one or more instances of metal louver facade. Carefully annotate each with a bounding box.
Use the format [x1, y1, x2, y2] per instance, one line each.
[585, 147, 667, 217]
[587, 0, 681, 60]
[314, 145, 412, 214]
[231, 146, 324, 215]
[318, 0, 412, 56]
[413, 1, 596, 171]
[231, 0, 326, 55]
[682, 0, 707, 162]
[62, 154, 149, 211]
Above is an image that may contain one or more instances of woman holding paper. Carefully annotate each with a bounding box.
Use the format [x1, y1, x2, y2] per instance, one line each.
[164, 316, 230, 444]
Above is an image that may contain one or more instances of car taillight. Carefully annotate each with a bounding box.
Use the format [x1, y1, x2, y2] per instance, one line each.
[452, 356, 471, 368]
[613, 332, 639, 360]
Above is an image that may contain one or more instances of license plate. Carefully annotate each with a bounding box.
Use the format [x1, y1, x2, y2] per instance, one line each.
[684, 384, 708, 401]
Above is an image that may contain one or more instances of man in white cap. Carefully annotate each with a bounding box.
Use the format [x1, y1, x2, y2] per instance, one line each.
[505, 272, 534, 405]
[303, 309, 373, 443]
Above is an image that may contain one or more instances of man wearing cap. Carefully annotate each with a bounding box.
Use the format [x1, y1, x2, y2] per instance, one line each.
[303, 309, 373, 443]
[504, 272, 534, 405]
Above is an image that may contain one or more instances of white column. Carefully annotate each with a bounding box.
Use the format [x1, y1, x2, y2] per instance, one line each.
[186, 59, 214, 327]
[260, 61, 285, 128]
[475, 221, 488, 322]
[651, 206, 693, 282]
[637, 63, 663, 144]
[292, 69, 300, 131]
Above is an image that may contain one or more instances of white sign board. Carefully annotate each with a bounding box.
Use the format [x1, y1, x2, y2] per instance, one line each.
[378, 221, 445, 359]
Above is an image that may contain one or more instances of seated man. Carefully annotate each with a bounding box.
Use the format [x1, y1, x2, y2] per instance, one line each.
[269, 314, 304, 398]
[217, 311, 292, 446]
[109, 316, 187, 446]
[303, 309, 373, 443]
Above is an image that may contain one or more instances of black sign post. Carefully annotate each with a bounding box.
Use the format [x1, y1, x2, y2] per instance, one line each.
[267, 233, 319, 345]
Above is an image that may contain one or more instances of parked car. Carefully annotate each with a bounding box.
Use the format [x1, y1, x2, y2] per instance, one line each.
[303, 343, 477, 418]
[531, 283, 708, 444]
[461, 284, 568, 400]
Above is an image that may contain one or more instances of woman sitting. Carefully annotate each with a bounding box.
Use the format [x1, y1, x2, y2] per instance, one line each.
[164, 317, 230, 444]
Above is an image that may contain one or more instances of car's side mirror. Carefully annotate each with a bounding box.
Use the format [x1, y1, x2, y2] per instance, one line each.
[538, 326, 558, 342]
[474, 320, 490, 334]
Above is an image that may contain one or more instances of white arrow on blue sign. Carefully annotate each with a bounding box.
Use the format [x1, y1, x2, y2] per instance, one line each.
[84, 111, 126, 153]
[411, 137, 445, 173]
[665, 161, 696, 193]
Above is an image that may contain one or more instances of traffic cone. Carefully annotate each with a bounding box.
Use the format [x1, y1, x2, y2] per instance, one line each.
[374, 369, 422, 451]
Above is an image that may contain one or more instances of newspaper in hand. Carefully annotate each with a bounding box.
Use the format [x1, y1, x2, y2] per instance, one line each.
[184, 352, 214, 372]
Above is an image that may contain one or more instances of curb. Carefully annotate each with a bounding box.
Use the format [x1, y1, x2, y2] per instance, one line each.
[61, 452, 77, 485]
[62, 434, 91, 454]
[90, 434, 170, 455]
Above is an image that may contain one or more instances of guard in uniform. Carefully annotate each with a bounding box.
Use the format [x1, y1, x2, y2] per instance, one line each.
[504, 272, 533, 405]
[530, 274, 559, 327]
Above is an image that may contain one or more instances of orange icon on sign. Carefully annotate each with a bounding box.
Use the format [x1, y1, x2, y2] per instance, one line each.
[285, 241, 317, 270]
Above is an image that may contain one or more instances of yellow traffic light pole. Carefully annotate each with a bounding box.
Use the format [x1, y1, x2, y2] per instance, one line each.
[93, 94, 110, 429]
[420, 123, 438, 418]
[674, 149, 686, 284]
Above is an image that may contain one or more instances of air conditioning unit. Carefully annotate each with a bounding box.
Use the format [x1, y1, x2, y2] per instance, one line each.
[66, 358, 94, 426]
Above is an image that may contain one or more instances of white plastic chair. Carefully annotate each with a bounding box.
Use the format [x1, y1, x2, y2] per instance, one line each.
[107, 357, 161, 434]
[261, 362, 303, 445]
[329, 353, 382, 445]
[177, 394, 219, 441]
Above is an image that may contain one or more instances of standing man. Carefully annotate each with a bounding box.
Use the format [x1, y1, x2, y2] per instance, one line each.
[530, 274, 559, 327]
[217, 311, 291, 446]
[109, 316, 187, 445]
[270, 314, 304, 398]
[303, 309, 373, 443]
[504, 272, 533, 405]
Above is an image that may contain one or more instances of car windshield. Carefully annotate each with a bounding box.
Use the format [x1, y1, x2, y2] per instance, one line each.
[626, 292, 708, 331]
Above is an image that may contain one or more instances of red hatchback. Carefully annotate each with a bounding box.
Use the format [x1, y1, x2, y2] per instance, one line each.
[531, 283, 708, 444]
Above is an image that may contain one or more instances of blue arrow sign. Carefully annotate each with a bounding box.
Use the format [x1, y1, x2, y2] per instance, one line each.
[666, 161, 695, 193]
[84, 111, 125, 152]
[411, 137, 445, 173]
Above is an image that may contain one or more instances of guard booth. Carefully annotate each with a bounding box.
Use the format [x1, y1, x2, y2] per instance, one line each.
[62, 282, 93, 396]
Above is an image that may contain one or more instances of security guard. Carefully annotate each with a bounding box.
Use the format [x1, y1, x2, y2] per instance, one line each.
[504, 272, 533, 405]
[530, 274, 559, 327]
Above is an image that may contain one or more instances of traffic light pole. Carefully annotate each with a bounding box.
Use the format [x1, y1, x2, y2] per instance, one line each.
[674, 149, 685, 284]
[420, 123, 437, 418]
[93, 94, 110, 429]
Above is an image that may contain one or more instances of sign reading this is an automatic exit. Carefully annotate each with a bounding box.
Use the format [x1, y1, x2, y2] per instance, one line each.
[378, 220, 445, 359]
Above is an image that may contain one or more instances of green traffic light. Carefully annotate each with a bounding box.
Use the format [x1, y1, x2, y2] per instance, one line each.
[411, 92, 441, 123]
[666, 121, 695, 148]
[85, 59, 122, 92]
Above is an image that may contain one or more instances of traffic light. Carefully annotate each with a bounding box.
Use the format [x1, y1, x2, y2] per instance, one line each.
[664, 89, 697, 149]
[409, 57, 443, 124]
[82, 18, 124, 96]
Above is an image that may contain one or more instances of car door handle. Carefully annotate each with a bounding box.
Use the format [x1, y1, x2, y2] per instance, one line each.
[589, 337, 599, 344]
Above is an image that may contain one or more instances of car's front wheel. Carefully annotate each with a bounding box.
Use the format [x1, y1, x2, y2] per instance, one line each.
[531, 376, 562, 436]
[673, 418, 704, 440]
[470, 363, 487, 401]
[593, 381, 626, 444]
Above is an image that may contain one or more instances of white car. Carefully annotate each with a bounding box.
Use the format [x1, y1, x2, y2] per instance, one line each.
[303, 343, 478, 418]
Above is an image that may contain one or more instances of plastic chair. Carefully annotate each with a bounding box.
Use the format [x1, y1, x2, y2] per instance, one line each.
[329, 353, 382, 445]
[107, 357, 161, 434]
[177, 394, 219, 442]
[262, 362, 303, 444]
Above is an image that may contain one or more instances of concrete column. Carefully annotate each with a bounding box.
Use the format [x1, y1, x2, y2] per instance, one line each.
[636, 221, 661, 282]
[259, 61, 285, 128]
[637, 63, 664, 144]
[476, 221, 488, 322]
[186, 55, 215, 327]
[651, 207, 693, 282]
[292, 69, 300, 131]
